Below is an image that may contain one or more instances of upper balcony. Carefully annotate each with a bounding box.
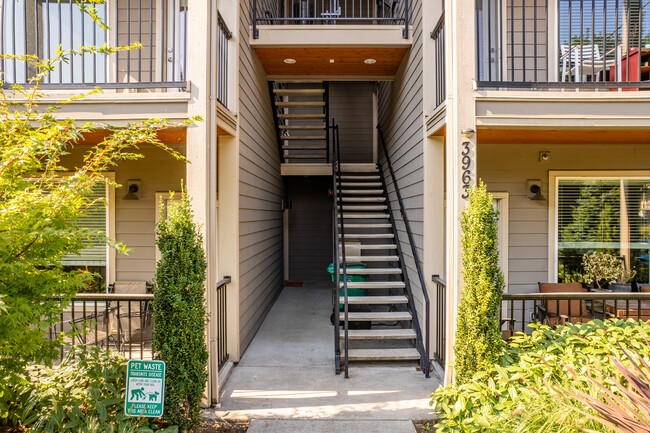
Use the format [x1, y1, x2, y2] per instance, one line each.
[470, 0, 650, 132]
[0, 0, 193, 120]
[250, 0, 412, 80]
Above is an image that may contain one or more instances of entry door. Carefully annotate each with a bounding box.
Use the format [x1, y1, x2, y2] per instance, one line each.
[477, 0, 501, 82]
[165, 0, 186, 82]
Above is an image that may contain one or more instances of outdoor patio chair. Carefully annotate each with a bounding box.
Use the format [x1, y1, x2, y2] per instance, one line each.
[537, 282, 592, 326]
[560, 44, 617, 82]
[107, 281, 153, 350]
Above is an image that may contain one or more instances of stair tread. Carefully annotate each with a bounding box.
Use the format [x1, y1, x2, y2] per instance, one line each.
[278, 114, 326, 119]
[340, 281, 406, 289]
[339, 295, 408, 304]
[276, 101, 325, 107]
[284, 155, 327, 159]
[346, 348, 421, 361]
[338, 244, 397, 250]
[339, 206, 388, 211]
[340, 190, 384, 195]
[339, 213, 390, 219]
[273, 88, 325, 95]
[341, 197, 386, 202]
[283, 135, 327, 140]
[282, 145, 327, 150]
[338, 223, 392, 228]
[341, 268, 402, 274]
[339, 233, 394, 238]
[339, 311, 412, 321]
[339, 175, 380, 180]
[340, 329, 416, 339]
[279, 125, 326, 130]
[338, 182, 383, 187]
[340, 255, 399, 261]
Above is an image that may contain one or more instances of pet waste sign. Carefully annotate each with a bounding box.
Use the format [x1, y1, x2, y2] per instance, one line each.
[125, 360, 166, 417]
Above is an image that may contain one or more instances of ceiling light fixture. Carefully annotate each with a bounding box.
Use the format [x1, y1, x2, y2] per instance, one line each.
[329, 59, 335, 63]
[364, 59, 376, 64]
[284, 58, 296, 64]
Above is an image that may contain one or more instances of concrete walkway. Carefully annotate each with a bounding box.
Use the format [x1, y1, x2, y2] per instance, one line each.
[206, 281, 441, 433]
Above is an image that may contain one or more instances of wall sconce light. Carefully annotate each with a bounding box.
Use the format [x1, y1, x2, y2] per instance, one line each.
[527, 179, 545, 201]
[123, 180, 141, 200]
[461, 128, 476, 138]
[539, 151, 551, 162]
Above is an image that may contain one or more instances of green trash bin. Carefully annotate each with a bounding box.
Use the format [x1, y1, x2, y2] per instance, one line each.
[327, 262, 367, 310]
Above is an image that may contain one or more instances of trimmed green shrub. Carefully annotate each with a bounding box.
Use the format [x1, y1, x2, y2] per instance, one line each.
[152, 190, 208, 432]
[454, 182, 505, 384]
[431, 319, 650, 433]
[0, 345, 177, 433]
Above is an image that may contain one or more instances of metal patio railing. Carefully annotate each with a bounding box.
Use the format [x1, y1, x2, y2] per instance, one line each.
[253, 0, 409, 39]
[215, 276, 231, 370]
[217, 11, 232, 108]
[431, 14, 446, 107]
[431, 274, 446, 368]
[1, 0, 188, 89]
[500, 291, 650, 336]
[476, 0, 650, 90]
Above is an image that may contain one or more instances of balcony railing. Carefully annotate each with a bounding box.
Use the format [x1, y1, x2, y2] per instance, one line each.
[217, 11, 232, 108]
[476, 0, 650, 90]
[252, 0, 409, 39]
[431, 14, 446, 107]
[1, 0, 188, 89]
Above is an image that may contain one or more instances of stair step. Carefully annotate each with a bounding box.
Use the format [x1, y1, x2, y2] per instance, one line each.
[340, 281, 406, 289]
[282, 145, 327, 150]
[278, 113, 325, 119]
[340, 189, 383, 195]
[279, 125, 326, 130]
[341, 268, 402, 275]
[273, 79, 323, 83]
[339, 213, 390, 219]
[340, 197, 386, 203]
[283, 135, 327, 140]
[273, 88, 325, 95]
[338, 205, 388, 211]
[339, 233, 394, 239]
[338, 223, 392, 229]
[340, 329, 416, 339]
[276, 101, 325, 108]
[339, 244, 397, 250]
[340, 255, 399, 262]
[339, 311, 411, 321]
[338, 182, 383, 188]
[346, 348, 421, 361]
[339, 175, 380, 180]
[339, 295, 408, 305]
[284, 155, 327, 159]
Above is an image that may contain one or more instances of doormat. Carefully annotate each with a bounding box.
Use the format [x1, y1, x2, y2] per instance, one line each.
[285, 281, 304, 287]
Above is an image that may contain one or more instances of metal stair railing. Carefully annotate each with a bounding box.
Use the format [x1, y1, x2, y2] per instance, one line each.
[377, 124, 430, 377]
[268, 81, 287, 163]
[331, 120, 349, 377]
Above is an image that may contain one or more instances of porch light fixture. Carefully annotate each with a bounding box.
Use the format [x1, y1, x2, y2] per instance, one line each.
[539, 151, 551, 162]
[527, 179, 545, 201]
[364, 58, 376, 64]
[283, 58, 296, 64]
[123, 180, 141, 200]
[461, 128, 475, 138]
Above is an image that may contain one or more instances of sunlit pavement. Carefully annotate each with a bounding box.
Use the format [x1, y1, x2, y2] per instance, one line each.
[205, 281, 441, 432]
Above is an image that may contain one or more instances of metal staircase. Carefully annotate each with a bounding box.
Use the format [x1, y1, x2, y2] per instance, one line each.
[332, 125, 429, 378]
[269, 81, 329, 163]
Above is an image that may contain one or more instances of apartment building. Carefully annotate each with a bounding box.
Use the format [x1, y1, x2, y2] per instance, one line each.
[3, 0, 650, 398]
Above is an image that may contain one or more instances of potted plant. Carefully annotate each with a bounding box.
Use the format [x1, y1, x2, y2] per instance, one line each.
[582, 252, 635, 291]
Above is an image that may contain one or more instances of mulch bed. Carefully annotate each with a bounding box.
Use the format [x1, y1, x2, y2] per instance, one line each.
[194, 419, 249, 433]
[413, 419, 437, 433]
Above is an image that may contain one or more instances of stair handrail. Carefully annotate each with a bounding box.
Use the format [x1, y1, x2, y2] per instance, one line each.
[377, 124, 430, 377]
[331, 120, 349, 377]
[268, 81, 286, 163]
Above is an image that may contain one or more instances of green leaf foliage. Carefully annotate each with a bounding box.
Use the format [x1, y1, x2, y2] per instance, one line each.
[152, 190, 208, 432]
[455, 182, 505, 384]
[431, 319, 650, 433]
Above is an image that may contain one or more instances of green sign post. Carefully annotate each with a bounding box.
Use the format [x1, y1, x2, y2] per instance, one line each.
[125, 360, 166, 417]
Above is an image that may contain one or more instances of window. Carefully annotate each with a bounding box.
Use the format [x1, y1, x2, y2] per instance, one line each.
[62, 182, 111, 291]
[552, 173, 650, 285]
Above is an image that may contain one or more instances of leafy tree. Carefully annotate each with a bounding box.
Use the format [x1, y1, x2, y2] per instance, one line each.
[454, 182, 505, 385]
[152, 190, 208, 432]
[0, 46, 192, 403]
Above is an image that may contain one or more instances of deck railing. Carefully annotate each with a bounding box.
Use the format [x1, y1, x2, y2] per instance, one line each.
[476, 0, 650, 90]
[431, 274, 446, 368]
[217, 11, 232, 108]
[1, 0, 188, 89]
[252, 0, 409, 39]
[431, 14, 446, 107]
[215, 276, 231, 370]
[500, 291, 650, 336]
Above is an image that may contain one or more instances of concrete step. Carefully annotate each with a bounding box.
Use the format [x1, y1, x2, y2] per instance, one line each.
[340, 197, 386, 203]
[338, 223, 392, 229]
[340, 281, 406, 289]
[341, 268, 402, 275]
[338, 182, 383, 188]
[340, 255, 399, 262]
[282, 145, 327, 150]
[339, 233, 394, 239]
[338, 244, 397, 250]
[340, 189, 383, 195]
[339, 295, 408, 305]
[338, 213, 390, 219]
[339, 311, 412, 321]
[346, 348, 421, 361]
[338, 205, 388, 211]
[340, 328, 416, 339]
[338, 175, 380, 180]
